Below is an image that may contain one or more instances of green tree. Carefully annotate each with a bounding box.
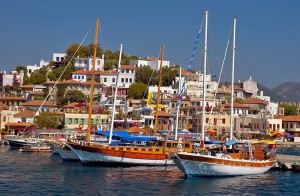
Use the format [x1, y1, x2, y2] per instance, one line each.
[15, 66, 29, 85]
[66, 43, 89, 62]
[65, 90, 87, 103]
[162, 67, 177, 86]
[279, 104, 299, 116]
[29, 67, 48, 84]
[128, 82, 147, 99]
[47, 64, 75, 81]
[34, 111, 60, 129]
[234, 98, 244, 104]
[123, 55, 139, 64]
[87, 43, 103, 57]
[135, 66, 158, 85]
[56, 84, 67, 106]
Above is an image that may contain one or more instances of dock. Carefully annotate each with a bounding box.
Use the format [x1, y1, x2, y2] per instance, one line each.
[275, 154, 300, 171]
[275, 141, 300, 148]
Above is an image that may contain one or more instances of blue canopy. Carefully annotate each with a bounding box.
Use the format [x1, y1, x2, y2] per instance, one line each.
[204, 140, 238, 145]
[95, 130, 156, 142]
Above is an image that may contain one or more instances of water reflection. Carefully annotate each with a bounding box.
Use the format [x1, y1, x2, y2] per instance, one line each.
[1, 145, 300, 196]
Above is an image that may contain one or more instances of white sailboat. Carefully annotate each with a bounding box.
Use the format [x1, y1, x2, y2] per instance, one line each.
[174, 13, 277, 176]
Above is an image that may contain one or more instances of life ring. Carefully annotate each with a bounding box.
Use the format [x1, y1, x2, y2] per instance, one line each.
[79, 124, 84, 129]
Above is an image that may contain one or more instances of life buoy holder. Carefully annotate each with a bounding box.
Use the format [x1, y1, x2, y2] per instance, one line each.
[79, 124, 84, 129]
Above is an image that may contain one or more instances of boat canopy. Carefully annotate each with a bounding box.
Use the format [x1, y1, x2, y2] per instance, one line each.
[204, 140, 238, 145]
[96, 130, 157, 142]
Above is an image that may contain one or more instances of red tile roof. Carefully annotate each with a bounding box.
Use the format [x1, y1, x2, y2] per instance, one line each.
[72, 70, 117, 75]
[23, 100, 57, 107]
[0, 97, 26, 101]
[0, 103, 9, 110]
[145, 57, 159, 61]
[222, 103, 251, 108]
[14, 110, 36, 117]
[29, 91, 45, 95]
[5, 122, 35, 127]
[20, 85, 34, 89]
[274, 115, 300, 122]
[157, 111, 173, 117]
[244, 98, 268, 105]
[120, 65, 136, 70]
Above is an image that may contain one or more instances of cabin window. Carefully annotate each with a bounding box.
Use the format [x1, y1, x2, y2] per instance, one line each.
[156, 149, 160, 152]
[134, 148, 138, 151]
[142, 149, 146, 151]
[185, 144, 190, 148]
[111, 148, 115, 150]
[119, 148, 123, 150]
[126, 148, 131, 151]
[173, 143, 177, 148]
[167, 143, 171, 147]
[148, 149, 152, 151]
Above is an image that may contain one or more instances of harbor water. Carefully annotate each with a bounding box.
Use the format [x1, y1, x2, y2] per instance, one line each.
[0, 145, 299, 196]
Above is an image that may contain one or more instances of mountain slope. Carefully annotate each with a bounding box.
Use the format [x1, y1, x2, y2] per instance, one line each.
[272, 82, 300, 102]
[257, 84, 287, 102]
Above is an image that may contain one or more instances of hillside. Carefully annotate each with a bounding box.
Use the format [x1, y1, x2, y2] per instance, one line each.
[272, 82, 300, 102]
[257, 84, 287, 102]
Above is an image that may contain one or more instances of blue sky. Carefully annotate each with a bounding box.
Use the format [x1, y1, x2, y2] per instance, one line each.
[1, 0, 300, 89]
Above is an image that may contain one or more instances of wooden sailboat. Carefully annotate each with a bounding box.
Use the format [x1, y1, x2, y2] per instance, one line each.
[173, 13, 277, 176]
[66, 23, 192, 165]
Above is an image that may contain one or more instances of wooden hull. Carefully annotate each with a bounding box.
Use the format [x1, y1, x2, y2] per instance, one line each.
[66, 142, 173, 166]
[19, 146, 51, 152]
[174, 152, 275, 176]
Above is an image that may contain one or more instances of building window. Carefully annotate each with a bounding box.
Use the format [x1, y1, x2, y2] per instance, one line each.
[129, 78, 132, 83]
[113, 78, 115, 83]
[74, 75, 77, 79]
[125, 78, 128, 83]
[97, 60, 100, 65]
[126, 69, 129, 73]
[68, 119, 72, 124]
[75, 118, 78, 124]
[81, 119, 84, 124]
[121, 78, 124, 83]
[222, 119, 226, 124]
[104, 78, 107, 82]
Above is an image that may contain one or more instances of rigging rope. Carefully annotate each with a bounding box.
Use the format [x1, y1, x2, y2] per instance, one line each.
[208, 28, 232, 126]
[169, 16, 205, 132]
[23, 20, 95, 132]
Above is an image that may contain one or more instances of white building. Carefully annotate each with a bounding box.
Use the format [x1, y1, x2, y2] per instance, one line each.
[242, 76, 258, 98]
[129, 57, 170, 71]
[53, 53, 66, 62]
[74, 55, 104, 71]
[26, 59, 49, 77]
[175, 71, 218, 98]
[1, 71, 24, 90]
[71, 65, 136, 88]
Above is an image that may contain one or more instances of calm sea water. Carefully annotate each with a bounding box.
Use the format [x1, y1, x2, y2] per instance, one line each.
[0, 145, 299, 196]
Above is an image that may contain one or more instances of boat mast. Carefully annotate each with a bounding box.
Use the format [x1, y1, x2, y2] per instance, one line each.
[201, 11, 208, 146]
[109, 44, 123, 144]
[174, 67, 181, 140]
[230, 18, 236, 141]
[154, 45, 164, 136]
[86, 18, 99, 142]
